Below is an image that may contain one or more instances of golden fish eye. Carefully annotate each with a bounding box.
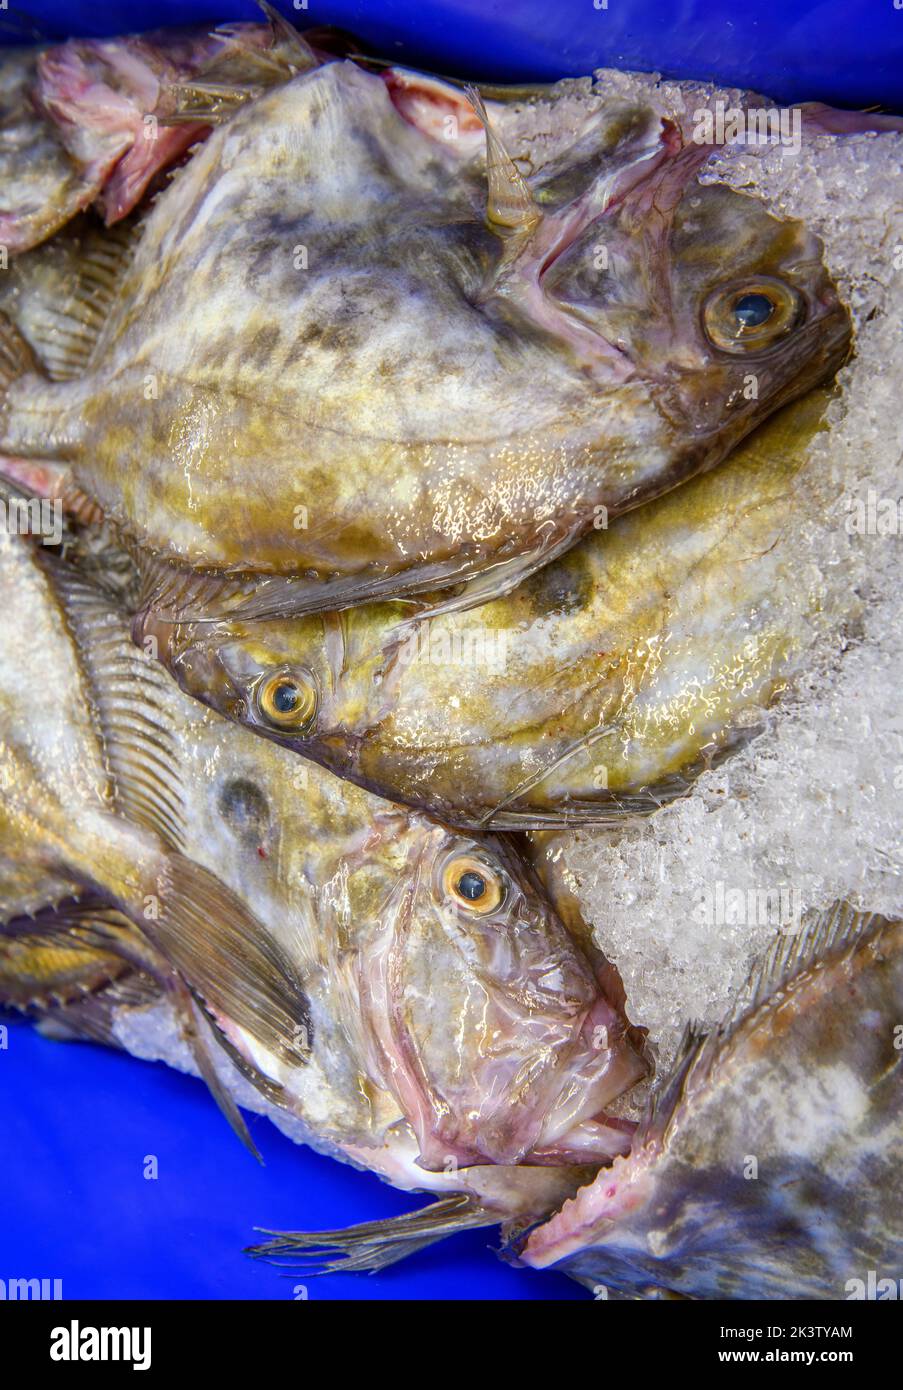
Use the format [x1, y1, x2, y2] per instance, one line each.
[703, 278, 802, 354]
[256, 670, 317, 731]
[441, 854, 505, 914]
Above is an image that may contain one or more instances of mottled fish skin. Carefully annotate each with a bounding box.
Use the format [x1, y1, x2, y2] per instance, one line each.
[152, 387, 843, 828]
[0, 526, 646, 1214]
[521, 905, 903, 1299]
[0, 60, 849, 622]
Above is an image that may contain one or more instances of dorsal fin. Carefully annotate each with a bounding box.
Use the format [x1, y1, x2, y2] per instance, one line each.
[0, 311, 41, 390]
[465, 86, 541, 236]
[635, 903, 893, 1154]
[162, 3, 317, 126]
[736, 900, 882, 1018]
[29, 219, 141, 381]
[36, 550, 187, 849]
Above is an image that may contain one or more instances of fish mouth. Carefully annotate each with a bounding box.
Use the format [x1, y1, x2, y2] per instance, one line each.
[408, 989, 648, 1173]
[523, 994, 648, 1164]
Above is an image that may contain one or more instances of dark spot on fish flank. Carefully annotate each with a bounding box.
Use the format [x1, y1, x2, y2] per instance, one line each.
[217, 776, 271, 846]
[247, 324, 282, 370]
[284, 321, 327, 369]
[202, 335, 237, 374]
[357, 128, 400, 187]
[521, 552, 593, 618]
[243, 232, 292, 291]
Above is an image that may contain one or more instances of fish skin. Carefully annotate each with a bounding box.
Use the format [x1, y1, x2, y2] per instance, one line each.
[0, 525, 646, 1216]
[520, 904, 903, 1299]
[0, 60, 850, 624]
[150, 386, 845, 828]
[0, 523, 324, 1082]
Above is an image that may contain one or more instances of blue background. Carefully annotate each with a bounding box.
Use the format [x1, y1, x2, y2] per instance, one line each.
[2, 0, 902, 109]
[1, 0, 898, 1301]
[1, 1015, 584, 1299]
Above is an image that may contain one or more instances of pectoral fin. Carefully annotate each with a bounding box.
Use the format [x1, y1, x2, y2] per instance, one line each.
[248, 1196, 494, 1273]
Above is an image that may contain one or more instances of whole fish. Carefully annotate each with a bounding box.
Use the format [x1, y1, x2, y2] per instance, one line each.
[0, 53, 850, 629]
[0, 521, 647, 1257]
[147, 385, 842, 828]
[520, 904, 903, 1298]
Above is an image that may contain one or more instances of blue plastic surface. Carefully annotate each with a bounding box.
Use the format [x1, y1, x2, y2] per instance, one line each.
[1, 1015, 586, 1299]
[2, 0, 901, 109]
[0, 0, 897, 1303]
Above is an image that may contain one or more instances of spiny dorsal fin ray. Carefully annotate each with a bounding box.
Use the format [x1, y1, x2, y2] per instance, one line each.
[465, 86, 541, 235]
[163, 3, 316, 126]
[36, 549, 187, 850]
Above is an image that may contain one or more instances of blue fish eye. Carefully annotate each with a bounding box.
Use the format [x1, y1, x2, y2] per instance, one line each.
[456, 870, 487, 901]
[732, 292, 774, 329]
[272, 680, 301, 713]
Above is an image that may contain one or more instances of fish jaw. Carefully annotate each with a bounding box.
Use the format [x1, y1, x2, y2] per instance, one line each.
[519, 1148, 657, 1272]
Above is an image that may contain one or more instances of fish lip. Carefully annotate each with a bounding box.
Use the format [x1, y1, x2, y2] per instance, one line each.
[529, 996, 648, 1153]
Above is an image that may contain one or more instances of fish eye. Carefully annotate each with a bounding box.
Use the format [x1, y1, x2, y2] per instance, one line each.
[440, 853, 505, 914]
[703, 277, 802, 354]
[255, 669, 317, 731]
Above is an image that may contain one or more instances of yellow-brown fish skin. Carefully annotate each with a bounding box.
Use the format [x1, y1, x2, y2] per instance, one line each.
[153, 387, 842, 828]
[1, 61, 849, 621]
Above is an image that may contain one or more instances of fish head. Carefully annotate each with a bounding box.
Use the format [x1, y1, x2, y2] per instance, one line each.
[300, 805, 646, 1174]
[540, 176, 852, 467]
[139, 609, 350, 754]
[137, 604, 411, 780]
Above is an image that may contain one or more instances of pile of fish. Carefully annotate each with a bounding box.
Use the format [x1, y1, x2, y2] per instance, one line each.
[1, 10, 901, 1298]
